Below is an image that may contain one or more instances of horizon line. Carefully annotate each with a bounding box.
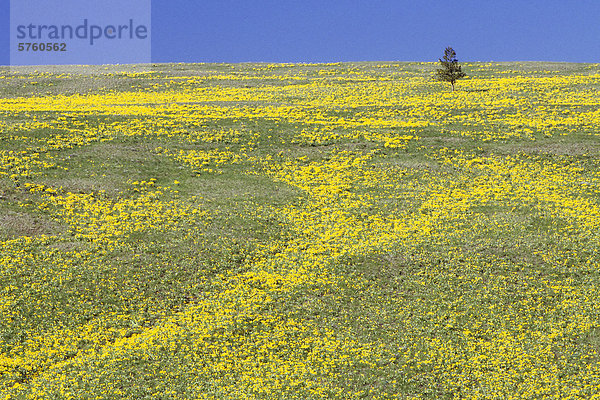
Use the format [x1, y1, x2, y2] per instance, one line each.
[3, 60, 600, 68]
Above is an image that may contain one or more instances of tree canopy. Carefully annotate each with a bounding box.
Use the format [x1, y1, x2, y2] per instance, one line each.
[436, 47, 467, 92]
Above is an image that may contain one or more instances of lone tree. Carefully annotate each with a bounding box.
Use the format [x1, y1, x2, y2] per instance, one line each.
[436, 47, 466, 92]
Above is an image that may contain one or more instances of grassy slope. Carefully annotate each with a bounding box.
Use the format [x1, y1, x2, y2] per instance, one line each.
[0, 61, 600, 399]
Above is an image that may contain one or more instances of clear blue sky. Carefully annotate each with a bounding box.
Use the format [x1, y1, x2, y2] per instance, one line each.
[1, 0, 600, 65]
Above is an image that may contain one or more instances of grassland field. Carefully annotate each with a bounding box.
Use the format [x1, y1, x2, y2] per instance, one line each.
[0, 61, 600, 399]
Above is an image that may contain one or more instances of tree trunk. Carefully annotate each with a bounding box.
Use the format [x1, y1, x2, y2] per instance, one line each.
[451, 82, 455, 92]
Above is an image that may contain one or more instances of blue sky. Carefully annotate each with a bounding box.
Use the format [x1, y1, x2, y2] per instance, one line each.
[2, 0, 600, 64]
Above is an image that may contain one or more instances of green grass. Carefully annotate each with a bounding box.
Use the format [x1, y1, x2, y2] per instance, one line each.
[1, 61, 600, 398]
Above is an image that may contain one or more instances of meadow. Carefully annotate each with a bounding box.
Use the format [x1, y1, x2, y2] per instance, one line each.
[0, 61, 600, 399]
